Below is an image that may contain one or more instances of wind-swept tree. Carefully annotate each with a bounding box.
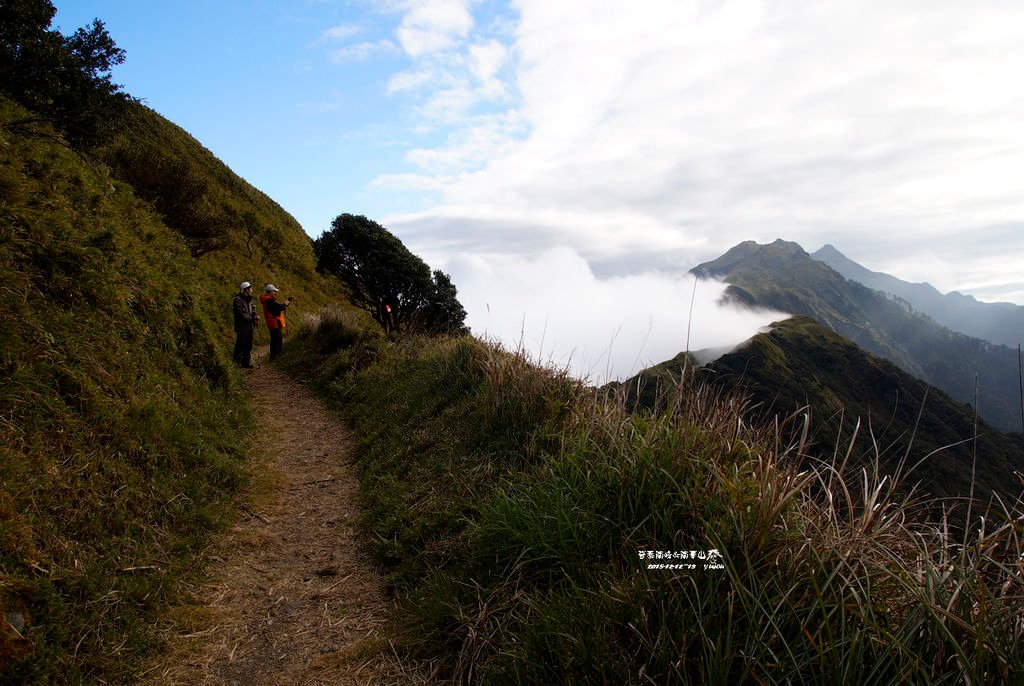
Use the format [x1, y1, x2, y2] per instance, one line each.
[314, 213, 467, 335]
[421, 269, 469, 335]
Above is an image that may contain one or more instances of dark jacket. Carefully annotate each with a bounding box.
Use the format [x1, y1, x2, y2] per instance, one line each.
[233, 293, 258, 333]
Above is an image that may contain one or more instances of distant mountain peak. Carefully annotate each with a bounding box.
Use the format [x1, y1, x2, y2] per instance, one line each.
[814, 243, 847, 261]
[812, 245, 920, 287]
[691, 239, 813, 279]
[769, 238, 807, 256]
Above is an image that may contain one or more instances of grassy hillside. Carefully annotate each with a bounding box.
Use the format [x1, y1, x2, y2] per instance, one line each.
[694, 239, 1024, 432]
[616, 316, 1024, 508]
[0, 92, 344, 682]
[102, 100, 332, 308]
[279, 312, 1024, 685]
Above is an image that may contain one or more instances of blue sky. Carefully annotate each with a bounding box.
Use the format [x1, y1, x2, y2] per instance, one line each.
[53, 1, 1024, 381]
[55, 0, 501, 223]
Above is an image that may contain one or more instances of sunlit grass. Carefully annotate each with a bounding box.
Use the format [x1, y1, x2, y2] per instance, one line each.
[284, 311, 1024, 684]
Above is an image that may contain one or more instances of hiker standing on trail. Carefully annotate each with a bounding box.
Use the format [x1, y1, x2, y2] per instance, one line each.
[260, 284, 292, 361]
[232, 281, 259, 368]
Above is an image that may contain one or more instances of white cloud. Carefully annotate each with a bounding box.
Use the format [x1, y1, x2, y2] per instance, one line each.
[319, 23, 361, 42]
[441, 247, 788, 384]
[376, 0, 1024, 302]
[395, 0, 474, 57]
[468, 39, 507, 88]
[330, 39, 398, 62]
[404, 111, 525, 174]
[380, 0, 520, 129]
[371, 172, 452, 191]
[387, 67, 438, 93]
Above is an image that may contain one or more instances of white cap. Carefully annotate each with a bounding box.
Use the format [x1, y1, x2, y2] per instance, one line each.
[240, 281, 251, 290]
[265, 284, 279, 293]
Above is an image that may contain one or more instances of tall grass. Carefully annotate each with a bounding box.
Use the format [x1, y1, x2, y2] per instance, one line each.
[2, 72, 352, 679]
[2, 95, 266, 682]
[284, 311, 1024, 684]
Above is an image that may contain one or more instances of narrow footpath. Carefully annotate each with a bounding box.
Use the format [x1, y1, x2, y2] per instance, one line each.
[144, 348, 425, 685]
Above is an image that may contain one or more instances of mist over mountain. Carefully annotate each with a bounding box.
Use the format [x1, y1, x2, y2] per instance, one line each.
[691, 239, 1024, 433]
[812, 244, 1024, 348]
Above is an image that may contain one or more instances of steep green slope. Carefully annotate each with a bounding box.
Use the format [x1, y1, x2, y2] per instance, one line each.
[102, 99, 334, 312]
[616, 316, 1024, 506]
[694, 239, 1023, 432]
[0, 91, 344, 682]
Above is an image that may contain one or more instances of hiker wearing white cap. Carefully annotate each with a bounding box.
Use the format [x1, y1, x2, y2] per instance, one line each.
[232, 281, 258, 368]
[259, 284, 292, 361]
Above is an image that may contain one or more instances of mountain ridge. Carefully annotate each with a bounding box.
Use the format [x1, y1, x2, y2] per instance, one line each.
[692, 239, 1024, 433]
[812, 243, 1024, 347]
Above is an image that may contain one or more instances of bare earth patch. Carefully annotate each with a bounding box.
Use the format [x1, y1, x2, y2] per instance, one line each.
[143, 349, 430, 685]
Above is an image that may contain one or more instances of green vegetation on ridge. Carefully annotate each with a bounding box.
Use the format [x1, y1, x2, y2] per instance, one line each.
[0, 94, 248, 681]
[0, 0, 127, 148]
[616, 316, 1024, 508]
[280, 312, 1024, 684]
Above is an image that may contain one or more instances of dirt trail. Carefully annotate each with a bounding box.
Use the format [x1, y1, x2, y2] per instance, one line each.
[145, 349, 422, 685]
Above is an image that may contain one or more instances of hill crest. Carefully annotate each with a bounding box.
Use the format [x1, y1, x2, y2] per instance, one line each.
[614, 316, 1024, 505]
